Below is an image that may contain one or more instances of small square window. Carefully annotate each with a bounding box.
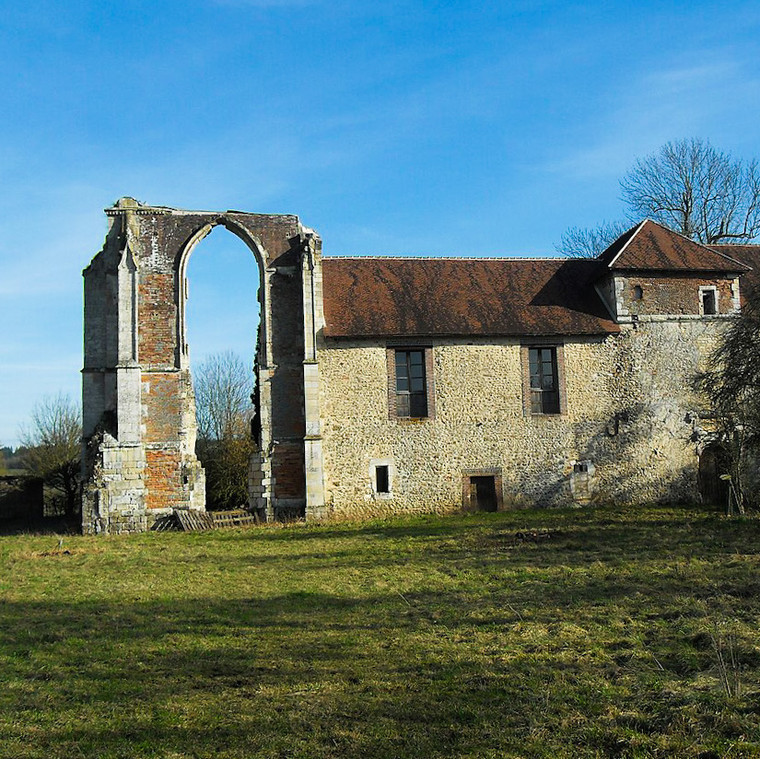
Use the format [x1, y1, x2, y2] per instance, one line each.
[701, 288, 717, 315]
[375, 465, 390, 494]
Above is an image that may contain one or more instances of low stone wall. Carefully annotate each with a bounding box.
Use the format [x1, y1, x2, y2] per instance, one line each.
[82, 434, 148, 534]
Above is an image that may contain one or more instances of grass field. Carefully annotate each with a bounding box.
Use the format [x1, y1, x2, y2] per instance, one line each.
[1, 504, 759, 758]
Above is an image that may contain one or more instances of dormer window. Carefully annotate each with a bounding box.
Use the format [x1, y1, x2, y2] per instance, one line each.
[700, 286, 718, 316]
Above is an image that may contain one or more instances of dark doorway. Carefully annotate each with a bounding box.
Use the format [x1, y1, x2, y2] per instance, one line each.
[699, 443, 729, 508]
[471, 476, 498, 512]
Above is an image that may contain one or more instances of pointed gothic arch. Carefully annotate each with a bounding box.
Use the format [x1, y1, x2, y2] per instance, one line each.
[81, 198, 325, 534]
[176, 217, 271, 369]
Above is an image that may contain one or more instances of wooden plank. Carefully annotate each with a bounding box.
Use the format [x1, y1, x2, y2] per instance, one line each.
[175, 509, 215, 532]
[154, 509, 257, 532]
[151, 513, 180, 532]
[211, 510, 257, 528]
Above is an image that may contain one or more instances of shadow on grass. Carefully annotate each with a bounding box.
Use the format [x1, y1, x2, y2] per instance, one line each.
[2, 506, 760, 757]
[198, 510, 760, 579]
[0, 593, 748, 757]
[1, 578, 759, 757]
[0, 515, 79, 536]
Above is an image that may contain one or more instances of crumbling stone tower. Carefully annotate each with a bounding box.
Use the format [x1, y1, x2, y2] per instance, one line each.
[81, 198, 325, 534]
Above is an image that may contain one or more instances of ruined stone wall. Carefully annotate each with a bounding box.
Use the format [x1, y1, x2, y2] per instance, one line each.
[82, 200, 324, 533]
[318, 320, 724, 518]
[82, 434, 147, 534]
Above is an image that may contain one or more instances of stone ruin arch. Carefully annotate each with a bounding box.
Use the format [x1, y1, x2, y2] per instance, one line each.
[81, 198, 325, 534]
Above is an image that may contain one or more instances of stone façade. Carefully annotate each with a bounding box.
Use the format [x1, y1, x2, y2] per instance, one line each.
[319, 324, 717, 517]
[81, 204, 759, 532]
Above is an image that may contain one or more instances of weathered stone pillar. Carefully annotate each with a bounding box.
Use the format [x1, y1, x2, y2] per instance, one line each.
[301, 233, 327, 519]
[82, 203, 148, 534]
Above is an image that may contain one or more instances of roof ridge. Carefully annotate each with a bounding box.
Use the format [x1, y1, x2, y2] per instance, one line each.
[643, 219, 751, 270]
[603, 219, 750, 272]
[323, 255, 576, 262]
[709, 242, 760, 247]
[606, 219, 648, 268]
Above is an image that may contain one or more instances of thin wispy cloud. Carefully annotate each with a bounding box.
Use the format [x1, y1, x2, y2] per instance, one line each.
[542, 57, 760, 182]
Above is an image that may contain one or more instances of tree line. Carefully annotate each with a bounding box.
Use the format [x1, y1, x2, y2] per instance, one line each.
[9, 351, 255, 520]
[3, 393, 82, 518]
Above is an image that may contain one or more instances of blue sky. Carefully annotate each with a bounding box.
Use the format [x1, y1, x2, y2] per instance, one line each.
[1, 0, 759, 445]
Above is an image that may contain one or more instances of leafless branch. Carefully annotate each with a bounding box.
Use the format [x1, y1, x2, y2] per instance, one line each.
[554, 220, 630, 258]
[19, 393, 82, 516]
[621, 138, 760, 244]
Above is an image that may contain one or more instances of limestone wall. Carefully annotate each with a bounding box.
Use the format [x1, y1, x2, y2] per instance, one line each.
[319, 320, 724, 518]
[82, 434, 147, 534]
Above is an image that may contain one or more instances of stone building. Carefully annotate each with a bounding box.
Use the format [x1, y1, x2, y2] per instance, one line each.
[81, 200, 760, 533]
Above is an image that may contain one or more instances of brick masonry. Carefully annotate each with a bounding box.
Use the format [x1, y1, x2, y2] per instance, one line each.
[144, 449, 184, 510]
[620, 274, 736, 317]
[600, 272, 741, 322]
[82, 199, 325, 533]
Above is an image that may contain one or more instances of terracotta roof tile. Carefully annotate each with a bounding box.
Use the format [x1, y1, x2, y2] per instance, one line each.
[598, 220, 750, 272]
[709, 244, 760, 304]
[322, 257, 618, 338]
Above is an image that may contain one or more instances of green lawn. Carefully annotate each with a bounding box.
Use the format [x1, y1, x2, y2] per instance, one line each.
[1, 505, 759, 758]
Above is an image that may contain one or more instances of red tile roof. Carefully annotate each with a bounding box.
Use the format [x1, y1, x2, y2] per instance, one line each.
[321, 226, 760, 341]
[709, 244, 760, 304]
[598, 220, 750, 272]
[322, 257, 618, 338]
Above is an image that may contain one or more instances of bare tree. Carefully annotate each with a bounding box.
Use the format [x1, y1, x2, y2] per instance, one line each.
[554, 220, 629, 258]
[193, 351, 256, 510]
[695, 283, 760, 513]
[557, 139, 760, 257]
[19, 394, 81, 517]
[194, 351, 254, 440]
[622, 139, 760, 244]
